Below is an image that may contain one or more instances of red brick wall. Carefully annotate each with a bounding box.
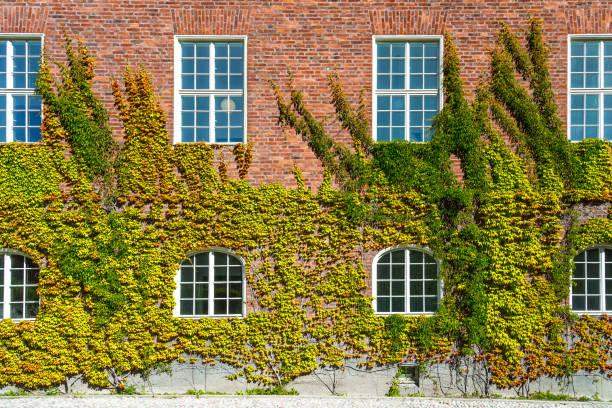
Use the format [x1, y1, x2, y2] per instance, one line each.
[1, 1, 610, 188]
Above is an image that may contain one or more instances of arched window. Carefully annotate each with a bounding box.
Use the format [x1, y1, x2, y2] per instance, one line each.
[572, 247, 611, 313]
[1, 250, 39, 319]
[373, 248, 440, 314]
[175, 250, 244, 317]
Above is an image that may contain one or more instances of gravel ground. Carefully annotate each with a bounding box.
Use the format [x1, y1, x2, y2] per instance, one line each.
[0, 396, 607, 408]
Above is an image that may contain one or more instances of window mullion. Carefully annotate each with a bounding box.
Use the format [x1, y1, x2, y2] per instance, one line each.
[405, 43, 410, 142]
[405, 249, 409, 313]
[208, 251, 214, 316]
[4, 254, 11, 318]
[406, 92, 410, 142]
[6, 41, 13, 143]
[6, 40, 12, 90]
[209, 43, 215, 143]
[598, 41, 605, 140]
[599, 41, 604, 90]
[601, 248, 605, 313]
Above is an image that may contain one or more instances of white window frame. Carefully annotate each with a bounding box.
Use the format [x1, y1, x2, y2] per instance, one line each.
[371, 246, 443, 315]
[567, 34, 612, 142]
[372, 35, 444, 143]
[0, 33, 44, 144]
[1, 248, 39, 321]
[173, 35, 248, 145]
[570, 246, 611, 315]
[173, 248, 246, 318]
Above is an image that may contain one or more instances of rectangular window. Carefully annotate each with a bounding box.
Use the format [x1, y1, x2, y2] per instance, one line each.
[568, 37, 612, 141]
[1, 253, 39, 320]
[373, 37, 442, 142]
[572, 248, 611, 314]
[0, 37, 42, 143]
[174, 38, 246, 144]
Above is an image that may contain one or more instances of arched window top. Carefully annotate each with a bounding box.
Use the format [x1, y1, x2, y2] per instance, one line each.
[373, 247, 440, 315]
[0, 249, 39, 320]
[175, 250, 244, 318]
[571, 246, 611, 314]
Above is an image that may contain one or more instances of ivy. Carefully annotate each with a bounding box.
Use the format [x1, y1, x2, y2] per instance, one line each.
[0, 19, 609, 396]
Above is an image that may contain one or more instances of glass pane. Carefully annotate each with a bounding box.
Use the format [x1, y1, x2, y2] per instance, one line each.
[180, 284, 193, 298]
[25, 302, 38, 319]
[587, 279, 600, 295]
[410, 281, 423, 296]
[181, 266, 193, 282]
[377, 281, 390, 296]
[195, 300, 207, 315]
[10, 303, 23, 319]
[587, 296, 600, 311]
[180, 300, 193, 315]
[228, 299, 242, 314]
[424, 297, 438, 312]
[587, 263, 599, 278]
[11, 286, 23, 302]
[229, 266, 242, 281]
[214, 265, 227, 281]
[11, 269, 23, 285]
[572, 295, 585, 311]
[410, 297, 423, 312]
[194, 265, 208, 282]
[391, 281, 404, 296]
[377, 297, 390, 312]
[424, 281, 437, 296]
[229, 283, 242, 298]
[391, 297, 404, 312]
[378, 264, 389, 279]
[587, 248, 599, 262]
[194, 283, 207, 298]
[573, 279, 585, 294]
[25, 286, 37, 301]
[214, 299, 227, 315]
[214, 283, 227, 298]
[391, 265, 404, 280]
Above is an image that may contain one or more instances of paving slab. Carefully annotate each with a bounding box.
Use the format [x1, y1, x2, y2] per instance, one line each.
[0, 396, 607, 408]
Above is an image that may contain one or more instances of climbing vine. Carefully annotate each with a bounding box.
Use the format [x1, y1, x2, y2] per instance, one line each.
[0, 19, 609, 396]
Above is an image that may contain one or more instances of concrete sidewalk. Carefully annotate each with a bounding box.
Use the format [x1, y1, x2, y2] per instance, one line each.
[0, 396, 605, 408]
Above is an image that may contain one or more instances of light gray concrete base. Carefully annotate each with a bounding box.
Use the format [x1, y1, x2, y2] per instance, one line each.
[2, 362, 610, 400]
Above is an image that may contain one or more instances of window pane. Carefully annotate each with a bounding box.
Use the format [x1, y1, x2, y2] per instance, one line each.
[214, 299, 227, 315]
[409, 95, 437, 142]
[424, 297, 438, 312]
[195, 300, 207, 315]
[180, 284, 193, 298]
[587, 296, 600, 311]
[376, 95, 404, 142]
[194, 283, 207, 298]
[214, 96, 243, 143]
[410, 297, 423, 312]
[181, 96, 209, 143]
[229, 283, 242, 298]
[573, 279, 585, 294]
[180, 300, 193, 315]
[391, 297, 404, 312]
[424, 281, 437, 296]
[377, 43, 405, 90]
[377, 297, 390, 312]
[228, 300, 242, 314]
[572, 295, 585, 311]
[391, 281, 404, 296]
[10, 303, 23, 319]
[377, 281, 390, 296]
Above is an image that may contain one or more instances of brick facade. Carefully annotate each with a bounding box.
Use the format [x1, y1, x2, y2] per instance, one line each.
[1, 1, 610, 188]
